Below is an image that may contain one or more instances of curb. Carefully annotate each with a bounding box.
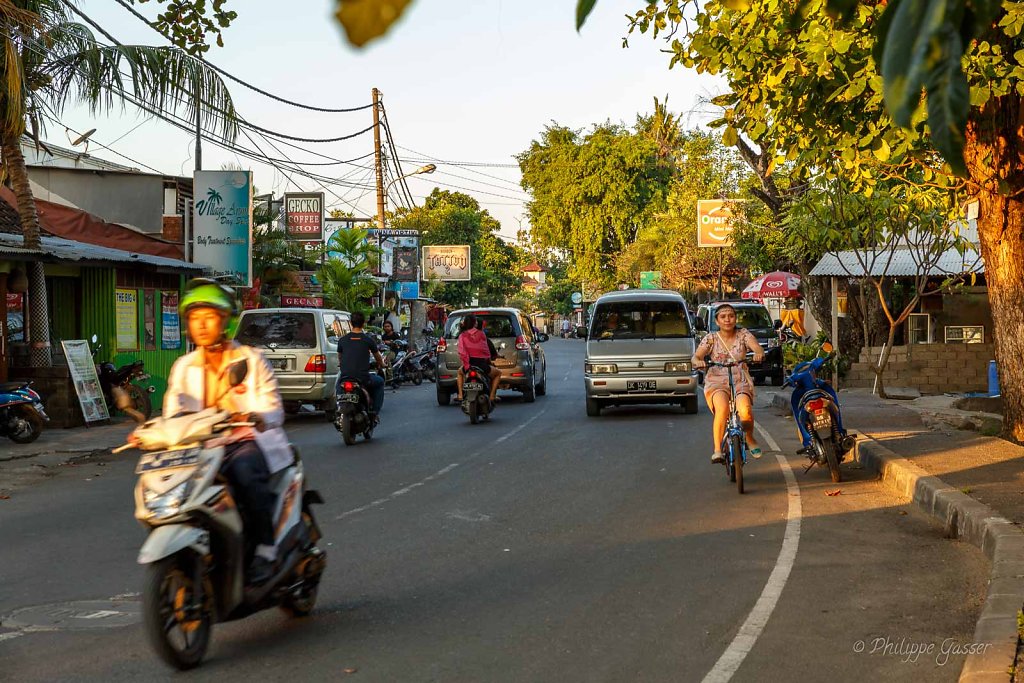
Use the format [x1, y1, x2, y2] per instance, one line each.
[857, 437, 1023, 682]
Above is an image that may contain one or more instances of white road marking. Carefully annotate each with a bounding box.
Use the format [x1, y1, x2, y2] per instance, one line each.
[0, 632, 23, 643]
[335, 408, 547, 520]
[702, 422, 801, 683]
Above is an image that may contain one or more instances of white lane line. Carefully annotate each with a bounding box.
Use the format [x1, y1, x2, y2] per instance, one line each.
[0, 632, 23, 643]
[335, 408, 547, 520]
[702, 422, 801, 683]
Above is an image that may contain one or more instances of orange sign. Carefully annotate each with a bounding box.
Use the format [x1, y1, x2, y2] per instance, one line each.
[697, 200, 738, 248]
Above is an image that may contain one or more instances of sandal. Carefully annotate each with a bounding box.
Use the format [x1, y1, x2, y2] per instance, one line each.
[711, 452, 725, 464]
[750, 447, 763, 459]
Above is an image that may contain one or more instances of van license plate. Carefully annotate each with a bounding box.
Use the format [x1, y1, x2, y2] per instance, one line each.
[627, 380, 657, 392]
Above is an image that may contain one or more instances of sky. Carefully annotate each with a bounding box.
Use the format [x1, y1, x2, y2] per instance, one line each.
[56, 0, 722, 241]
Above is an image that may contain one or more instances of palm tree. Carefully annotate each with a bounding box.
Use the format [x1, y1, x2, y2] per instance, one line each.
[319, 227, 381, 314]
[0, 0, 239, 366]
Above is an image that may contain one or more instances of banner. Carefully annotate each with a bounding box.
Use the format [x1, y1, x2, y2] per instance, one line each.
[697, 200, 740, 248]
[6, 293, 22, 342]
[393, 247, 418, 282]
[399, 281, 420, 300]
[193, 170, 253, 286]
[144, 290, 156, 350]
[62, 340, 110, 423]
[161, 291, 181, 349]
[422, 245, 471, 281]
[285, 192, 324, 241]
[115, 288, 138, 349]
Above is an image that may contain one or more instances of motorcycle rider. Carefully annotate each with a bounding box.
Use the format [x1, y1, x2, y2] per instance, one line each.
[149, 278, 291, 585]
[337, 311, 387, 418]
[456, 314, 502, 406]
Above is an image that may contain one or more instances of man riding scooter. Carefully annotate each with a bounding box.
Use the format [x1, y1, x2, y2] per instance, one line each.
[135, 278, 291, 585]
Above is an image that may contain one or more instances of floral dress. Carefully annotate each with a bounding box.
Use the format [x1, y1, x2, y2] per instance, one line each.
[698, 329, 757, 407]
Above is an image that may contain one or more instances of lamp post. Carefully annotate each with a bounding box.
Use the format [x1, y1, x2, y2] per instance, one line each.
[382, 164, 436, 346]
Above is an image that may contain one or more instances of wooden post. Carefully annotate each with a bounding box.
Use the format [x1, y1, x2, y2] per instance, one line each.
[831, 276, 839, 387]
[0, 272, 8, 382]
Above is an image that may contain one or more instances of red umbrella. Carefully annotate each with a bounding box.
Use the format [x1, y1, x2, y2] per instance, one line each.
[741, 271, 801, 300]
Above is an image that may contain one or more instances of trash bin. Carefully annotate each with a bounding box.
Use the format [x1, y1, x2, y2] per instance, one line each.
[988, 360, 1001, 397]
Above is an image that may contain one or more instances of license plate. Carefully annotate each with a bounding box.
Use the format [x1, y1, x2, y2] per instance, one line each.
[270, 359, 287, 370]
[493, 359, 514, 369]
[464, 382, 484, 391]
[813, 411, 832, 430]
[340, 393, 360, 403]
[627, 380, 657, 392]
[136, 448, 200, 474]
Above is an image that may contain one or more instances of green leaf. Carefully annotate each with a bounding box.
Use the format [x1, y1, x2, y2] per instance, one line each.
[722, 126, 738, 146]
[924, 32, 969, 176]
[335, 0, 414, 48]
[881, 0, 949, 127]
[576, 0, 598, 31]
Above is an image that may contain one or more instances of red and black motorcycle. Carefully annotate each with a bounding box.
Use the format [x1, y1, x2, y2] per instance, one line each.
[90, 334, 155, 420]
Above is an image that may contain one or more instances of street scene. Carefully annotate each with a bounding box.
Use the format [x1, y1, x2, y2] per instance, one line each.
[3, 0, 1024, 681]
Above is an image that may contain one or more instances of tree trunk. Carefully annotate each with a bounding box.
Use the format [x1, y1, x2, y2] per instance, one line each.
[873, 324, 898, 400]
[1, 133, 51, 367]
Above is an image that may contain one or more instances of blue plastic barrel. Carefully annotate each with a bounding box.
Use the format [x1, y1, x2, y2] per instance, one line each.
[989, 360, 1000, 397]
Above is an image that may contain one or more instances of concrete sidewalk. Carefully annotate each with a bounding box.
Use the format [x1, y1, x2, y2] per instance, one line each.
[768, 387, 1024, 682]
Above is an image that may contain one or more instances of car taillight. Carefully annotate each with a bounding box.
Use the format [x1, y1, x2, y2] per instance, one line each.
[515, 335, 530, 351]
[806, 398, 825, 412]
[305, 355, 327, 373]
[343, 381, 354, 393]
[437, 338, 447, 352]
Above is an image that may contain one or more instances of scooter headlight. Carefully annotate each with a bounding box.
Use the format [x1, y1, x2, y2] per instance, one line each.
[143, 480, 192, 519]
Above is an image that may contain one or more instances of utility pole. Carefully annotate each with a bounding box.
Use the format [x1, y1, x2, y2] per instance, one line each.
[195, 57, 203, 172]
[372, 88, 386, 310]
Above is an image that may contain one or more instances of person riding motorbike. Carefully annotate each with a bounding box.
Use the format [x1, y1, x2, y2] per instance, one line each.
[337, 311, 386, 417]
[379, 320, 401, 366]
[456, 314, 502, 406]
[139, 278, 291, 585]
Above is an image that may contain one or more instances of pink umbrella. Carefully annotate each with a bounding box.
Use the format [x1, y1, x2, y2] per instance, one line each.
[741, 271, 801, 300]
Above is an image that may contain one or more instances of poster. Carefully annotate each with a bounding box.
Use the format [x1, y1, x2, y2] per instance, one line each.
[422, 245, 471, 281]
[399, 281, 420, 300]
[192, 170, 253, 286]
[161, 291, 181, 349]
[6, 293, 23, 342]
[62, 340, 110, 423]
[393, 247, 418, 282]
[115, 288, 138, 349]
[284, 192, 325, 241]
[144, 290, 156, 350]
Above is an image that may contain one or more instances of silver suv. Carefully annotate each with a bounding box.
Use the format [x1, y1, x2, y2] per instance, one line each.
[584, 290, 699, 417]
[436, 307, 548, 405]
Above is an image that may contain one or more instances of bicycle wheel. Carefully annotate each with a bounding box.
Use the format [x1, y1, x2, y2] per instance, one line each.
[726, 438, 736, 482]
[730, 434, 745, 494]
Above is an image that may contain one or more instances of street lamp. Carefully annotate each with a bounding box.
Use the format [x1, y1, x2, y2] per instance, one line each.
[384, 163, 436, 206]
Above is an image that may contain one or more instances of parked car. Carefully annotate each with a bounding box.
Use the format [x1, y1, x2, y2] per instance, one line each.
[695, 300, 784, 385]
[436, 307, 548, 405]
[234, 307, 352, 417]
[584, 289, 699, 417]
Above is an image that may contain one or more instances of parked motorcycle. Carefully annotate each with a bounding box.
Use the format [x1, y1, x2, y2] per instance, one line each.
[0, 381, 48, 443]
[418, 347, 437, 383]
[114, 361, 326, 670]
[335, 377, 377, 445]
[90, 334, 155, 419]
[461, 365, 493, 424]
[391, 347, 424, 387]
[782, 341, 856, 482]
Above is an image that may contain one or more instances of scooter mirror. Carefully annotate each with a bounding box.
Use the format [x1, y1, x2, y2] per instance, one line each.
[227, 359, 249, 387]
[90, 334, 98, 344]
[773, 319, 783, 331]
[822, 342, 834, 354]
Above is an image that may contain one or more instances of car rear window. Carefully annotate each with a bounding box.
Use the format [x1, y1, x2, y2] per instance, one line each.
[590, 300, 691, 340]
[710, 306, 773, 331]
[236, 312, 317, 349]
[444, 313, 518, 339]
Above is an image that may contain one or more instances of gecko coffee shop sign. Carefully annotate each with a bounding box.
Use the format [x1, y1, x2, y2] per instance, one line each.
[422, 245, 471, 281]
[192, 170, 253, 286]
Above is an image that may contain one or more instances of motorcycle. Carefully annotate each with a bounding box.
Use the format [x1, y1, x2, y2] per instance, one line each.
[782, 341, 856, 483]
[391, 346, 424, 387]
[418, 347, 437, 383]
[461, 364, 493, 424]
[91, 334, 155, 419]
[114, 361, 326, 670]
[335, 377, 377, 445]
[0, 381, 48, 443]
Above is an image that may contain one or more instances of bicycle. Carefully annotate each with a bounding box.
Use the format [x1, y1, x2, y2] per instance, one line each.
[706, 356, 753, 494]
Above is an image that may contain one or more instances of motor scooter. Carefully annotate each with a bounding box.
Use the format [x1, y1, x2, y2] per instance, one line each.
[461, 364, 493, 424]
[335, 377, 377, 445]
[114, 361, 326, 670]
[782, 341, 856, 482]
[0, 381, 48, 443]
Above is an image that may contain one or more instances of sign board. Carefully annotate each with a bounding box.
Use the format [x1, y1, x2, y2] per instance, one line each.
[161, 291, 181, 349]
[422, 245, 471, 281]
[399, 281, 420, 300]
[697, 200, 739, 248]
[296, 271, 322, 295]
[393, 247, 418, 282]
[369, 228, 419, 238]
[640, 271, 662, 289]
[281, 295, 323, 308]
[193, 170, 253, 286]
[62, 340, 110, 423]
[284, 192, 325, 241]
[115, 289, 138, 349]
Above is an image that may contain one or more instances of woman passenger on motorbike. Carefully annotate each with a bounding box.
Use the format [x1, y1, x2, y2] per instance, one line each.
[692, 304, 765, 464]
[456, 314, 502, 406]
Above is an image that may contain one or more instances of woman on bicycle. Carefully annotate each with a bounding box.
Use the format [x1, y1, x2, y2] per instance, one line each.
[693, 304, 766, 464]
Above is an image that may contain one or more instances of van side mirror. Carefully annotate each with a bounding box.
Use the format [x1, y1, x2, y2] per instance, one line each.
[694, 318, 707, 332]
[575, 325, 587, 338]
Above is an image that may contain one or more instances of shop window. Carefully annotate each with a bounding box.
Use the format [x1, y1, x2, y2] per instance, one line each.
[907, 313, 932, 344]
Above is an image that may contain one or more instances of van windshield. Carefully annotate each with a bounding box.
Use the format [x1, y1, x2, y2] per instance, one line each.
[589, 301, 691, 340]
[235, 312, 317, 349]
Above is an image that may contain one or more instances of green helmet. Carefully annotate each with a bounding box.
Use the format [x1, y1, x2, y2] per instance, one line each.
[180, 278, 241, 339]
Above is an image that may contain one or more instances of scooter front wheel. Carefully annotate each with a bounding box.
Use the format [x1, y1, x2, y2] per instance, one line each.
[7, 405, 42, 444]
[143, 555, 212, 671]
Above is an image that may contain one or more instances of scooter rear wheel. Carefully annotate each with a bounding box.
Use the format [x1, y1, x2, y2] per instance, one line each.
[8, 405, 42, 444]
[341, 414, 356, 446]
[818, 436, 842, 483]
[143, 555, 211, 671]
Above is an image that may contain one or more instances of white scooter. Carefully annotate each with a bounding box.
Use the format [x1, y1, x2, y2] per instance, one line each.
[115, 360, 326, 670]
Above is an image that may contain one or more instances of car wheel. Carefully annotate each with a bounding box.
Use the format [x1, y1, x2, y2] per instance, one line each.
[436, 388, 452, 406]
[586, 396, 601, 417]
[522, 379, 536, 403]
[536, 367, 547, 396]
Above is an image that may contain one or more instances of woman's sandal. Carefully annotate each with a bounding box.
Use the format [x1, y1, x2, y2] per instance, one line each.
[749, 447, 763, 459]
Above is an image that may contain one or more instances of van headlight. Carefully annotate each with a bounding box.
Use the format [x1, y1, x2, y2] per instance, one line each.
[585, 363, 618, 374]
[664, 361, 692, 372]
[143, 481, 192, 519]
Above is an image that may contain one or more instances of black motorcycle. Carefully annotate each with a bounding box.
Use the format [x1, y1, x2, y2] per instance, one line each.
[91, 334, 155, 419]
[461, 365, 493, 425]
[391, 346, 424, 387]
[335, 377, 377, 446]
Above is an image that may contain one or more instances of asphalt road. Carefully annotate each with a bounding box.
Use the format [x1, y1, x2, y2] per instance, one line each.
[0, 339, 987, 682]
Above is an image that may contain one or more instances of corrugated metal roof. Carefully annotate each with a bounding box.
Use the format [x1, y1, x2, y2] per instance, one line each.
[810, 246, 984, 277]
[0, 232, 203, 272]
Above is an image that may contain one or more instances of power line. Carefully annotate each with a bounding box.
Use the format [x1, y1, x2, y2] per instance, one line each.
[378, 104, 417, 208]
[406, 174, 529, 203]
[109, 0, 373, 114]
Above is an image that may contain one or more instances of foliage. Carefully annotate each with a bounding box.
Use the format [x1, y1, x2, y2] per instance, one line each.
[130, 0, 237, 54]
[318, 226, 381, 315]
[536, 262, 578, 316]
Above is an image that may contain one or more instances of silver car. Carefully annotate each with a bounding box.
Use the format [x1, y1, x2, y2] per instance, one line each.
[584, 290, 699, 417]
